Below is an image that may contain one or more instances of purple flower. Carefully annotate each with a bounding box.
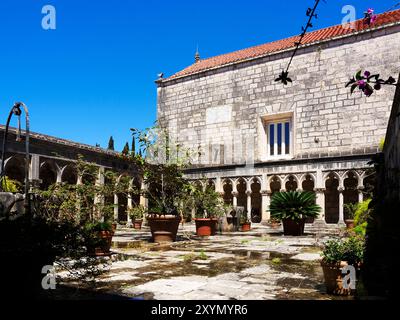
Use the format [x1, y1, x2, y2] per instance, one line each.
[367, 8, 374, 14]
[357, 80, 366, 89]
[363, 86, 373, 97]
[364, 71, 371, 78]
[370, 15, 377, 24]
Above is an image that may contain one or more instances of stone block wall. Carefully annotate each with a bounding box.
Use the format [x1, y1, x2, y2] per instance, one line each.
[157, 25, 400, 165]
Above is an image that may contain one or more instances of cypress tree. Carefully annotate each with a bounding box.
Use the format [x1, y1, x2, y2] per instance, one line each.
[122, 142, 129, 155]
[108, 136, 115, 151]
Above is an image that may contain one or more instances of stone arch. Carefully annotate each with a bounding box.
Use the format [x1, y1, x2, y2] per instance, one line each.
[302, 174, 316, 223]
[284, 175, 299, 191]
[222, 178, 233, 205]
[324, 172, 340, 224]
[207, 179, 216, 191]
[250, 177, 261, 223]
[362, 172, 375, 199]
[39, 161, 57, 190]
[235, 177, 247, 210]
[3, 156, 25, 185]
[61, 164, 77, 184]
[269, 175, 282, 195]
[301, 174, 315, 192]
[343, 171, 359, 211]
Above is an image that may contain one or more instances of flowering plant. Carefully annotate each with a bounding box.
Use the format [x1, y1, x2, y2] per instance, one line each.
[346, 70, 397, 96]
[364, 8, 377, 26]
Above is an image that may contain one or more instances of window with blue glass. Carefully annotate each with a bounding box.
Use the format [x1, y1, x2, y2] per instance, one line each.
[267, 121, 291, 158]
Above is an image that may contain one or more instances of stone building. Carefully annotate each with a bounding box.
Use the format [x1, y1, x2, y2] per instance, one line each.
[156, 10, 400, 225]
[0, 125, 141, 223]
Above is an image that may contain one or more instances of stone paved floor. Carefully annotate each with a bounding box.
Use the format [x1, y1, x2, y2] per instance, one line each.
[57, 223, 351, 300]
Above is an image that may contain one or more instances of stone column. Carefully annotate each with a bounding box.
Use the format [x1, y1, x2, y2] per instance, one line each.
[358, 186, 364, 203]
[29, 154, 41, 190]
[338, 187, 345, 225]
[94, 166, 105, 221]
[246, 190, 252, 221]
[113, 193, 119, 222]
[232, 191, 238, 208]
[314, 188, 326, 226]
[261, 191, 271, 223]
[127, 180, 133, 227]
[139, 181, 148, 224]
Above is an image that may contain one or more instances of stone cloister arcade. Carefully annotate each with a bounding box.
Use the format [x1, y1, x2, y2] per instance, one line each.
[190, 169, 374, 225]
[2, 154, 143, 225]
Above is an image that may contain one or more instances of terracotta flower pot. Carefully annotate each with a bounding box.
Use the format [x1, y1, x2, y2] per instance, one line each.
[345, 219, 355, 229]
[241, 222, 251, 232]
[194, 218, 218, 236]
[133, 219, 143, 230]
[147, 215, 181, 243]
[87, 230, 113, 256]
[282, 218, 306, 236]
[320, 260, 356, 296]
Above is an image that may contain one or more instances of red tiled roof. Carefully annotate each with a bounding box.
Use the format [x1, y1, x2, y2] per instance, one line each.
[166, 9, 400, 81]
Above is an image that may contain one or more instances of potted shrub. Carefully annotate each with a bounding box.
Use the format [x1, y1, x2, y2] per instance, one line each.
[240, 210, 251, 232]
[344, 203, 358, 229]
[267, 218, 281, 229]
[269, 191, 321, 236]
[129, 205, 146, 230]
[84, 221, 114, 256]
[132, 124, 196, 243]
[192, 184, 225, 236]
[320, 236, 364, 295]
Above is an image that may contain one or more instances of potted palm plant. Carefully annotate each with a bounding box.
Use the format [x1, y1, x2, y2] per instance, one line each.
[344, 203, 358, 229]
[269, 191, 321, 236]
[320, 236, 364, 295]
[240, 210, 251, 232]
[192, 184, 225, 236]
[129, 205, 146, 230]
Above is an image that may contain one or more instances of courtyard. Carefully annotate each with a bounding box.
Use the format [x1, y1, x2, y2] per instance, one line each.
[54, 223, 350, 300]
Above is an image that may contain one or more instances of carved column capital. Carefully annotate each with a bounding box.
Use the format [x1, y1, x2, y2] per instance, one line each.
[231, 191, 239, 197]
[314, 188, 326, 193]
[261, 190, 272, 196]
[338, 187, 344, 193]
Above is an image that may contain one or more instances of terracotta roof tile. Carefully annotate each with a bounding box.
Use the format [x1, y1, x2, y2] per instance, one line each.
[166, 9, 400, 81]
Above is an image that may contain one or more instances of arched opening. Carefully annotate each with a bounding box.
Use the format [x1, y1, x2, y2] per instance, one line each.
[207, 179, 215, 191]
[39, 162, 57, 190]
[4, 156, 24, 185]
[363, 173, 375, 200]
[223, 180, 233, 205]
[302, 175, 315, 223]
[270, 176, 281, 195]
[118, 192, 128, 223]
[61, 165, 77, 185]
[343, 172, 359, 220]
[250, 178, 261, 223]
[285, 175, 298, 191]
[325, 173, 339, 224]
[236, 178, 247, 210]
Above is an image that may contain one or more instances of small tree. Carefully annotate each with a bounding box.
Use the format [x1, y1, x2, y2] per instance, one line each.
[122, 142, 129, 155]
[107, 136, 115, 151]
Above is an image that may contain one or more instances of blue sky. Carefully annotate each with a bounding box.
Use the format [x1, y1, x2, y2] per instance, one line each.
[0, 0, 397, 151]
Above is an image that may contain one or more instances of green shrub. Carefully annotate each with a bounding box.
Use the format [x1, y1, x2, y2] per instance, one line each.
[354, 199, 371, 226]
[1, 176, 21, 193]
[321, 236, 364, 264]
[344, 203, 358, 220]
[269, 191, 321, 221]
